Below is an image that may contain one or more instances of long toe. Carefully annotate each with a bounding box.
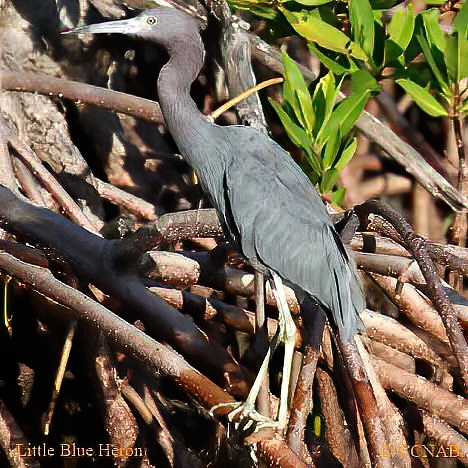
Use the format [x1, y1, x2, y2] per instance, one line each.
[227, 403, 284, 436]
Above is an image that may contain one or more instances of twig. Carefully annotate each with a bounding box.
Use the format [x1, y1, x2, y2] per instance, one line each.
[43, 319, 77, 435]
[94, 178, 157, 221]
[8, 139, 100, 233]
[447, 116, 468, 291]
[210, 77, 283, 120]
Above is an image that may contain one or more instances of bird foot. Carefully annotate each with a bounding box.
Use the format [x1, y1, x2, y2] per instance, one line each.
[211, 401, 284, 438]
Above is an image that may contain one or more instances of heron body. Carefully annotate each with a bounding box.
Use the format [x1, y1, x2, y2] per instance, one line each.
[154, 9, 363, 343]
[71, 8, 364, 425]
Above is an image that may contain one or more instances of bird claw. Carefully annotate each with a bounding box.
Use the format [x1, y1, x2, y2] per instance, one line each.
[211, 401, 282, 438]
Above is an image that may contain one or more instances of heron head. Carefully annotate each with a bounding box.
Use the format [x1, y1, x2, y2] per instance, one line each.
[64, 8, 200, 47]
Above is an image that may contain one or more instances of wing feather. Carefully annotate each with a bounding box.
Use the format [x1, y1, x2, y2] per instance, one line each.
[224, 134, 364, 342]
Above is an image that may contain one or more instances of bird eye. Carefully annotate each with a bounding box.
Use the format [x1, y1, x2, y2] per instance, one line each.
[147, 16, 157, 25]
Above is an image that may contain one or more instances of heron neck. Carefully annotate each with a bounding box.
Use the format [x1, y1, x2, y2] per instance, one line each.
[157, 41, 212, 166]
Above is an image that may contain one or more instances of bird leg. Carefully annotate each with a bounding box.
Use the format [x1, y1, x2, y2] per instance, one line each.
[271, 272, 297, 428]
[222, 318, 281, 432]
[254, 270, 270, 417]
[219, 272, 297, 434]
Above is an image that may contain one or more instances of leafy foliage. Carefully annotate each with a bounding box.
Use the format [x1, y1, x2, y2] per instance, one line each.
[227, 0, 468, 199]
[269, 53, 378, 202]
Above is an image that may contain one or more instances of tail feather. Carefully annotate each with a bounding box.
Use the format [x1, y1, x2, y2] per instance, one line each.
[327, 227, 365, 343]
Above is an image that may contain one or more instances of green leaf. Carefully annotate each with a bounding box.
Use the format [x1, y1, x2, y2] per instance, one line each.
[316, 82, 371, 147]
[304, 149, 323, 175]
[281, 8, 351, 53]
[349, 42, 369, 62]
[447, 11, 468, 82]
[335, 137, 358, 171]
[320, 168, 340, 193]
[396, 79, 448, 117]
[349, 0, 375, 60]
[287, 0, 333, 5]
[415, 31, 448, 93]
[322, 128, 341, 169]
[420, 9, 446, 54]
[349, 69, 380, 94]
[282, 52, 315, 131]
[387, 5, 415, 53]
[454, 0, 468, 37]
[312, 72, 340, 132]
[328, 94, 368, 139]
[295, 89, 315, 132]
[308, 43, 351, 74]
[269, 99, 313, 150]
[330, 186, 346, 205]
[446, 34, 462, 84]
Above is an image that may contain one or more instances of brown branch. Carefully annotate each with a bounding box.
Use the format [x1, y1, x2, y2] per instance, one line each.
[0, 251, 235, 411]
[361, 309, 452, 388]
[368, 273, 449, 346]
[420, 410, 468, 466]
[354, 339, 412, 468]
[358, 214, 468, 274]
[374, 358, 468, 435]
[0, 186, 249, 397]
[354, 252, 424, 285]
[94, 178, 157, 221]
[356, 200, 468, 395]
[339, 340, 393, 468]
[148, 285, 278, 337]
[8, 139, 100, 233]
[257, 439, 311, 468]
[140, 385, 202, 467]
[349, 232, 410, 257]
[0, 401, 40, 468]
[286, 345, 321, 463]
[361, 337, 415, 374]
[315, 367, 362, 467]
[84, 328, 139, 463]
[0, 72, 164, 123]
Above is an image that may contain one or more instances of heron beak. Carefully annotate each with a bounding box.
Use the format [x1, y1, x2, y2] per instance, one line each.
[62, 17, 140, 36]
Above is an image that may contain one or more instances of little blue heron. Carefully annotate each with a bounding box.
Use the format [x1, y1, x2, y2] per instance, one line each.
[68, 7, 364, 430]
